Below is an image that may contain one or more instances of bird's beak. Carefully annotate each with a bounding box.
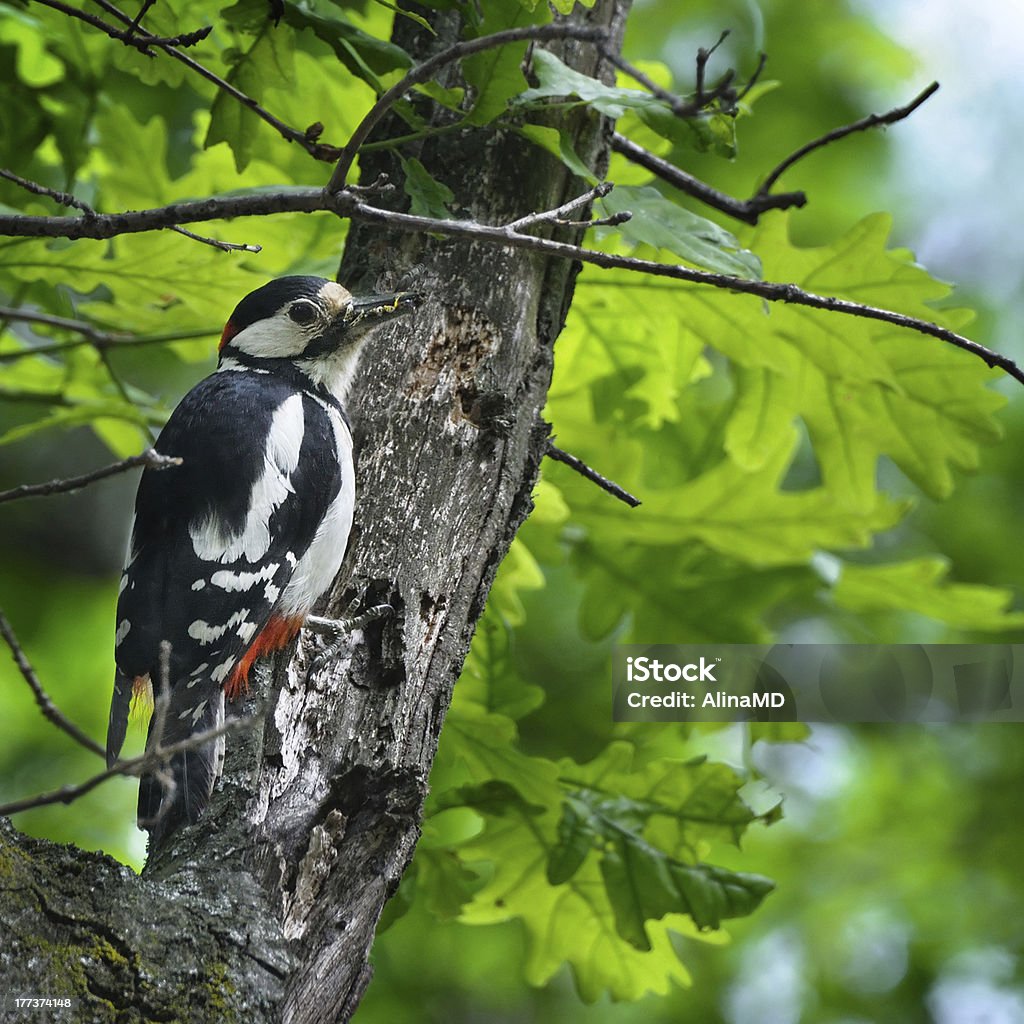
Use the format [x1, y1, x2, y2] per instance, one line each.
[346, 291, 424, 327]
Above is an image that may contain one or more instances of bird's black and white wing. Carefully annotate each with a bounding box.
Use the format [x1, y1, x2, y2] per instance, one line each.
[107, 368, 350, 836]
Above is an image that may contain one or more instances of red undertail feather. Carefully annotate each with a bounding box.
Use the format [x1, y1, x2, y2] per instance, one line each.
[131, 674, 152, 713]
[225, 614, 304, 699]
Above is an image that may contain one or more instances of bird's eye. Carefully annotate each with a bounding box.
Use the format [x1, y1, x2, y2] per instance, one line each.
[288, 301, 318, 326]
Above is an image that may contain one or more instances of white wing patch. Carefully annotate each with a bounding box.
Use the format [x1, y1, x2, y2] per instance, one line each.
[115, 619, 131, 647]
[178, 699, 210, 726]
[210, 655, 237, 685]
[188, 609, 252, 645]
[186, 662, 210, 688]
[188, 395, 305, 564]
[236, 619, 258, 643]
[210, 564, 279, 593]
[280, 407, 354, 617]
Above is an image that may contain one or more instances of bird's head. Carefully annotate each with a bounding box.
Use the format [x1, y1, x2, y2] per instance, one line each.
[218, 275, 422, 395]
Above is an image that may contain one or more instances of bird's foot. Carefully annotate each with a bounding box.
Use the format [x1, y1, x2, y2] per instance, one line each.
[305, 602, 394, 674]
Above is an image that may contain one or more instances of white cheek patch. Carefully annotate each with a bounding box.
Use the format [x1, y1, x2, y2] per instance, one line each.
[230, 317, 309, 359]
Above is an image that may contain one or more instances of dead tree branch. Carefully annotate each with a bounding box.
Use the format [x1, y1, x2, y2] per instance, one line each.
[0, 183, 1018, 386]
[343, 196, 1024, 389]
[603, 59, 935, 226]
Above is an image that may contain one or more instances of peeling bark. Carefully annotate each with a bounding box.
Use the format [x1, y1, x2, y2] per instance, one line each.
[0, 3, 630, 1021]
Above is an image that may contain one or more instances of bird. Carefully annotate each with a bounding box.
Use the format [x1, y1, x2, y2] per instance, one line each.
[106, 275, 420, 845]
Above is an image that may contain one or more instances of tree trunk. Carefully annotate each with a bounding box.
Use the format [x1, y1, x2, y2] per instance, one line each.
[0, 3, 629, 1021]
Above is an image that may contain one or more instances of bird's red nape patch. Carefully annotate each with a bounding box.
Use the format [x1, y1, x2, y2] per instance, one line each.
[225, 614, 304, 699]
[219, 320, 239, 351]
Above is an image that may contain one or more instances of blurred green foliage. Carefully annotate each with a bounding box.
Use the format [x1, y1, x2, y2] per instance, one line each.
[1, 0, 1022, 1020]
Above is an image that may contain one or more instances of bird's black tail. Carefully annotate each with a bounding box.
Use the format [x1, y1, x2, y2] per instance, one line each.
[137, 685, 225, 846]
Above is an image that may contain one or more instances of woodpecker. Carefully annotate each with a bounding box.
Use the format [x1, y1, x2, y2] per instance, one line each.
[106, 275, 420, 843]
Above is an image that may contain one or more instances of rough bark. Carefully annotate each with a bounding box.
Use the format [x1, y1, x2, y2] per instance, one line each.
[0, 3, 630, 1021]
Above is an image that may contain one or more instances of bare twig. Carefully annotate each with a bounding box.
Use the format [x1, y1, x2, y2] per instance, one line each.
[1, 168, 95, 217]
[610, 132, 806, 224]
[328, 23, 608, 189]
[30, 0, 211, 54]
[0, 185, 1018, 387]
[581, 86, 936, 226]
[123, 0, 157, 43]
[0, 306, 211, 362]
[96, 346, 160, 443]
[0, 609, 106, 758]
[4, 166, 260, 253]
[758, 82, 940, 195]
[602, 49, 690, 112]
[344, 195, 1024, 389]
[0, 306, 116, 346]
[0, 186, 329, 238]
[151, 641, 172, 752]
[736, 52, 768, 103]
[695, 30, 730, 103]
[602, 35, 759, 120]
[546, 442, 641, 508]
[0, 715, 255, 817]
[507, 181, 620, 231]
[170, 225, 262, 253]
[75, 0, 341, 159]
[0, 449, 180, 504]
